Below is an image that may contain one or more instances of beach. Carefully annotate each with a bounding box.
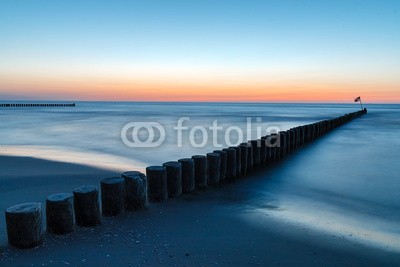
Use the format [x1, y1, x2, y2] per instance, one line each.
[2, 0, 400, 264]
[0, 103, 400, 266]
[1, 154, 399, 266]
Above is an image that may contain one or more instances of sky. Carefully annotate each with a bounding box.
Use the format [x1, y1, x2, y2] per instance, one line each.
[0, 0, 399, 103]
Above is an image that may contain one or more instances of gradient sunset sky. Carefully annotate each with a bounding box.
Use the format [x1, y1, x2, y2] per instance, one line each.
[0, 0, 399, 102]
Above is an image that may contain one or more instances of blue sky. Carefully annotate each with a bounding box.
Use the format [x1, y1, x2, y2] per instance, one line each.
[0, 0, 399, 102]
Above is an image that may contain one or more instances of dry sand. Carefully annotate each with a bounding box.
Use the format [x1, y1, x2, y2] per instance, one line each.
[0, 156, 399, 266]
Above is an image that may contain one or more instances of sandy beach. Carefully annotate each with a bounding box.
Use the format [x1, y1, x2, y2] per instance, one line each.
[0, 154, 399, 266]
[0, 156, 119, 244]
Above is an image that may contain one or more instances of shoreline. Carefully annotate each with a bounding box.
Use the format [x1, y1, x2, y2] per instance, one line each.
[0, 145, 146, 173]
[0, 155, 120, 245]
[1, 155, 399, 266]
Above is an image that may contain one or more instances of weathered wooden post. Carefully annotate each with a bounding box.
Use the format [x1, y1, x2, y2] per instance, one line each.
[266, 134, 277, 161]
[192, 155, 207, 189]
[73, 185, 101, 226]
[162, 161, 182, 198]
[230, 146, 241, 177]
[311, 123, 316, 140]
[278, 132, 286, 158]
[291, 129, 296, 151]
[309, 124, 314, 140]
[287, 130, 293, 153]
[223, 148, 236, 181]
[318, 122, 322, 136]
[5, 202, 43, 248]
[260, 137, 267, 165]
[206, 152, 221, 186]
[291, 128, 297, 149]
[264, 137, 271, 164]
[238, 144, 248, 176]
[101, 177, 125, 216]
[121, 171, 147, 211]
[46, 193, 74, 234]
[146, 166, 168, 202]
[213, 150, 227, 182]
[245, 143, 253, 171]
[250, 140, 260, 167]
[295, 127, 300, 147]
[319, 122, 324, 136]
[178, 158, 195, 193]
[299, 126, 304, 145]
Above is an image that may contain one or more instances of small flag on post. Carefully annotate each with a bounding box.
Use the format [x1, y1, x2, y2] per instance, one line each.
[354, 96, 363, 110]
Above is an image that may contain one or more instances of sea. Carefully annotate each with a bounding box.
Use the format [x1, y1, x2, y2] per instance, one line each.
[0, 102, 399, 251]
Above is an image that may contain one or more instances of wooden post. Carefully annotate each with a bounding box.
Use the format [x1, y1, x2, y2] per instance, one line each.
[246, 143, 253, 171]
[213, 150, 227, 182]
[260, 137, 267, 165]
[192, 155, 207, 189]
[146, 166, 168, 202]
[5, 202, 43, 248]
[206, 153, 221, 186]
[223, 148, 236, 181]
[238, 144, 248, 176]
[230, 146, 241, 177]
[250, 140, 260, 167]
[178, 158, 195, 193]
[73, 185, 101, 227]
[162, 162, 183, 198]
[100, 177, 125, 216]
[46, 193, 74, 234]
[121, 171, 148, 211]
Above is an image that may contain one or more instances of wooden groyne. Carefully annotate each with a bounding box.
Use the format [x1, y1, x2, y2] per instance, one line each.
[3, 108, 367, 249]
[0, 103, 75, 107]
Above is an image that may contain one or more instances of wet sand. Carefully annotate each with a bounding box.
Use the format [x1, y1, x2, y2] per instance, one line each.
[0, 156, 399, 266]
[0, 156, 119, 245]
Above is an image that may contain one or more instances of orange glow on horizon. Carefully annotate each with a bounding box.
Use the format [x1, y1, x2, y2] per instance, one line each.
[1, 74, 399, 103]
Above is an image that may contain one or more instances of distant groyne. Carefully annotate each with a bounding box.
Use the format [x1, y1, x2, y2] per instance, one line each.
[3, 108, 367, 249]
[0, 103, 75, 107]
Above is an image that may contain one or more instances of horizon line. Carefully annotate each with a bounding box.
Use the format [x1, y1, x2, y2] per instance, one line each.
[0, 99, 398, 105]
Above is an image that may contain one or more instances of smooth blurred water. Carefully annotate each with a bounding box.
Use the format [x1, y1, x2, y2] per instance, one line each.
[0, 102, 364, 166]
[236, 105, 400, 252]
[0, 102, 399, 251]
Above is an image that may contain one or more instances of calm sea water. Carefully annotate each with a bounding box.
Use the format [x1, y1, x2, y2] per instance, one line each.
[0, 102, 368, 168]
[0, 102, 399, 251]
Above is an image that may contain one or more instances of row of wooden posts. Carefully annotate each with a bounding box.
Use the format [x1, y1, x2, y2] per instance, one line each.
[4, 109, 367, 249]
[0, 103, 76, 107]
